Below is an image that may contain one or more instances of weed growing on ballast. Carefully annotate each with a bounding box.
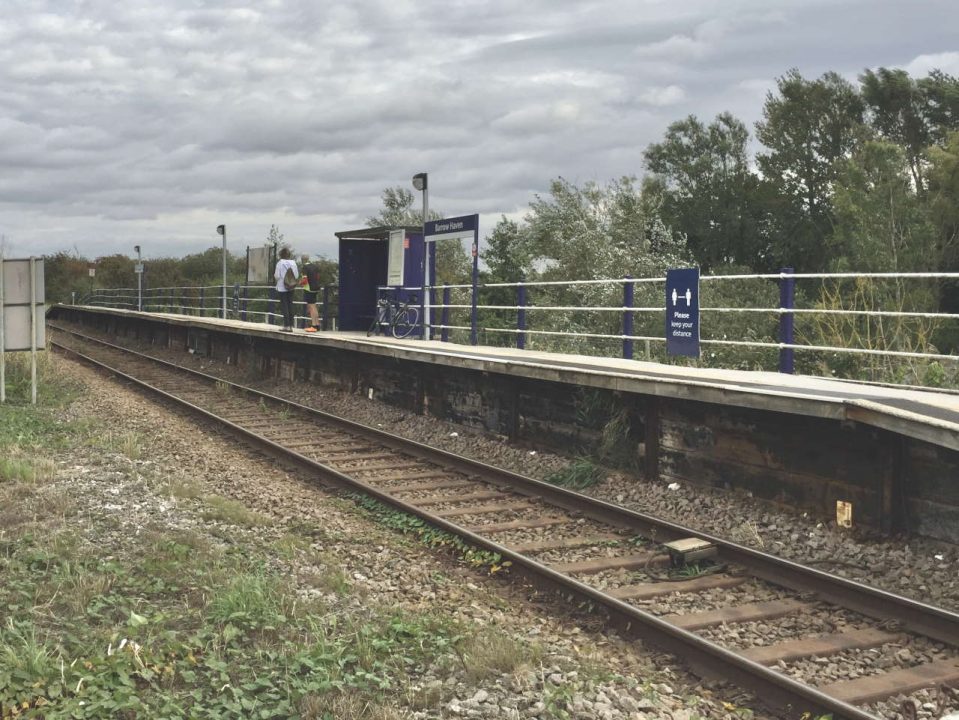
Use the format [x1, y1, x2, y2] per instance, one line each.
[351, 494, 512, 575]
[545, 458, 603, 490]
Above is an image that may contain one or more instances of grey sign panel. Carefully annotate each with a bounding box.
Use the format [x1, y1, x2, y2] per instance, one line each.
[247, 246, 271, 284]
[2, 306, 45, 351]
[2, 260, 45, 305]
[1, 258, 45, 352]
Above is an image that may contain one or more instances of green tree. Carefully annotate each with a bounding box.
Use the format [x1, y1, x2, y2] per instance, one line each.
[482, 217, 533, 284]
[756, 70, 866, 269]
[179, 247, 245, 284]
[94, 254, 136, 289]
[367, 186, 470, 288]
[803, 141, 941, 380]
[142, 257, 183, 289]
[644, 112, 765, 269]
[831, 140, 938, 272]
[522, 176, 685, 280]
[860, 68, 959, 194]
[366, 187, 441, 226]
[476, 176, 688, 354]
[43, 251, 90, 304]
[928, 130, 959, 349]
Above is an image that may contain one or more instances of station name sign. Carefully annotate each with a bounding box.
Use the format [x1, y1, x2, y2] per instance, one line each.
[665, 267, 700, 357]
[424, 214, 479, 242]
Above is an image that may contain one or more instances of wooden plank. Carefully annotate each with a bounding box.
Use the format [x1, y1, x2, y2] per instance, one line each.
[415, 491, 510, 506]
[819, 659, 959, 704]
[469, 516, 569, 534]
[322, 451, 394, 462]
[664, 599, 808, 631]
[386, 479, 475, 494]
[375, 471, 449, 483]
[739, 627, 901, 666]
[609, 574, 746, 600]
[550, 553, 670, 576]
[436, 501, 536, 518]
[305, 442, 371, 453]
[342, 460, 423, 472]
[510, 534, 624, 554]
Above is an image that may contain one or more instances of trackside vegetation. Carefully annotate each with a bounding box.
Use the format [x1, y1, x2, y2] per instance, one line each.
[0, 354, 551, 719]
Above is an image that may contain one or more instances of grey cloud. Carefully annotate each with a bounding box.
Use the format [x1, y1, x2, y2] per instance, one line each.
[0, 0, 955, 261]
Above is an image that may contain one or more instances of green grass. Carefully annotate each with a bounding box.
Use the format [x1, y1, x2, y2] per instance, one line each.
[545, 458, 604, 490]
[460, 629, 543, 683]
[200, 494, 269, 526]
[0, 386, 474, 720]
[0, 456, 55, 484]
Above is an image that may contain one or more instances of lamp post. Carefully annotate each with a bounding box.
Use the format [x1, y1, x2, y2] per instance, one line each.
[134, 245, 142, 311]
[412, 172, 429, 339]
[217, 225, 227, 319]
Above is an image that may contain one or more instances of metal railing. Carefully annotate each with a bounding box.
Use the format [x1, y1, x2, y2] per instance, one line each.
[79, 270, 959, 385]
[81, 283, 339, 330]
[427, 270, 959, 384]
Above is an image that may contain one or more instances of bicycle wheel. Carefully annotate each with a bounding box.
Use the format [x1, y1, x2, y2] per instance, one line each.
[391, 306, 419, 338]
[368, 308, 384, 336]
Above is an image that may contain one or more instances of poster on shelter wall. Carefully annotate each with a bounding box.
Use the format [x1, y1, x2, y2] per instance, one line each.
[1, 258, 45, 352]
[387, 230, 405, 286]
[247, 246, 271, 284]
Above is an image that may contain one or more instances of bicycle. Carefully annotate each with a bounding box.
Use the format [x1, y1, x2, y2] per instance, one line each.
[368, 294, 420, 339]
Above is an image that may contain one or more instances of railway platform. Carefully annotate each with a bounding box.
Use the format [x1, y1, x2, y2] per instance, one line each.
[49, 305, 959, 544]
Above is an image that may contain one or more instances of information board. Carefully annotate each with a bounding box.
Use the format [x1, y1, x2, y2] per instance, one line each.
[387, 229, 406, 286]
[1, 258, 45, 352]
[246, 246, 271, 284]
[665, 267, 699, 357]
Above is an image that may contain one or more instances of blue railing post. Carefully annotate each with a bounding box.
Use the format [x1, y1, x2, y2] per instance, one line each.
[241, 286, 248, 321]
[779, 267, 795, 374]
[321, 285, 330, 330]
[268, 287, 277, 325]
[517, 281, 527, 350]
[470, 277, 479, 347]
[200, 288, 205, 317]
[441, 286, 450, 342]
[623, 276, 634, 360]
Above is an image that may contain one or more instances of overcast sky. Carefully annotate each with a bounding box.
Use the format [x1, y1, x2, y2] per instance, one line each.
[1, 0, 957, 262]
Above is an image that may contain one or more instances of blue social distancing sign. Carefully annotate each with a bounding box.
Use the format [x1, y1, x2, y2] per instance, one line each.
[665, 267, 700, 357]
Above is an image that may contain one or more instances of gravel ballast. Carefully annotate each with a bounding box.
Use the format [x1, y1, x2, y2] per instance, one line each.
[49, 323, 959, 719]
[46, 350, 768, 719]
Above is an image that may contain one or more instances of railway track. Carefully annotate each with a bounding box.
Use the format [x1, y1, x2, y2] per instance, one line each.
[50, 324, 959, 720]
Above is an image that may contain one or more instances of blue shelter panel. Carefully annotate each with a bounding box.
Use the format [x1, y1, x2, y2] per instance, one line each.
[335, 226, 430, 331]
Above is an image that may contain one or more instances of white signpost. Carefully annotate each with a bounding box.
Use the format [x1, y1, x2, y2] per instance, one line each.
[0, 256, 45, 404]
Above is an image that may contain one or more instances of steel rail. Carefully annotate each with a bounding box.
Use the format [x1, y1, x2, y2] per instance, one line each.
[50, 327, 959, 718]
[48, 325, 959, 642]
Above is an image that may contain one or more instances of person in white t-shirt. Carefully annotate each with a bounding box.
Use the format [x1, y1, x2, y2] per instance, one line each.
[273, 247, 299, 332]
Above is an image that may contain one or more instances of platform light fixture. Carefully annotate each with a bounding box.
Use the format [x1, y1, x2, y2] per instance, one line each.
[411, 173, 429, 340]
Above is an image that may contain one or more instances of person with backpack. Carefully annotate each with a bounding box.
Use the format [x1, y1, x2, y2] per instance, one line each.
[274, 247, 299, 332]
[299, 258, 322, 333]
